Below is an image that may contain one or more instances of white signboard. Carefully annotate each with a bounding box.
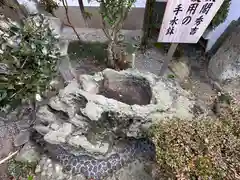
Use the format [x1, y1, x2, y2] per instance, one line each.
[158, 0, 225, 43]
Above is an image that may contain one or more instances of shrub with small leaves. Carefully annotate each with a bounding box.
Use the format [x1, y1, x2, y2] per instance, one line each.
[150, 104, 240, 180]
[211, 0, 231, 29]
[39, 0, 59, 15]
[0, 14, 60, 112]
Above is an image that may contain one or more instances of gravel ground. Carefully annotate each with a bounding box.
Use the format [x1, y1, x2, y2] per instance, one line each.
[0, 119, 20, 179]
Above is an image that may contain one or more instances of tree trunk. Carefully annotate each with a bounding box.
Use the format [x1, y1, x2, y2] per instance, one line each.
[141, 0, 155, 49]
[107, 40, 115, 68]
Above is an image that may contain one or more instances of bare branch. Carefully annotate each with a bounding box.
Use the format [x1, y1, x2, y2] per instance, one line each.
[61, 0, 81, 41]
[0, 150, 19, 165]
[77, 0, 90, 27]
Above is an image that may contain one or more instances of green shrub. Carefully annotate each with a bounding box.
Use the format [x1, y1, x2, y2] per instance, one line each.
[211, 0, 231, 29]
[150, 105, 240, 180]
[0, 14, 60, 112]
[39, 0, 59, 15]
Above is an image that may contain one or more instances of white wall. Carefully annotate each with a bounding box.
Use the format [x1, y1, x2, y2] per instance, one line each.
[17, 0, 147, 13]
[56, 0, 147, 8]
[205, 0, 240, 52]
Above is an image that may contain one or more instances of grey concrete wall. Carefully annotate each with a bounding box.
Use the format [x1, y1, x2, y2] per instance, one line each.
[0, 6, 24, 23]
[54, 6, 145, 30]
[1, 5, 145, 30]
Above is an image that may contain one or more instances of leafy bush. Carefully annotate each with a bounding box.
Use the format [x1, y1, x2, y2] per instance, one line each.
[150, 104, 240, 180]
[0, 14, 60, 112]
[39, 0, 59, 15]
[211, 0, 231, 29]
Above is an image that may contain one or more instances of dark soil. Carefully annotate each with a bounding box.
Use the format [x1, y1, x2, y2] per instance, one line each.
[68, 41, 108, 75]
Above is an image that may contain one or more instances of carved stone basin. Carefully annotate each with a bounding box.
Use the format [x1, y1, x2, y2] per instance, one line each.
[34, 68, 197, 180]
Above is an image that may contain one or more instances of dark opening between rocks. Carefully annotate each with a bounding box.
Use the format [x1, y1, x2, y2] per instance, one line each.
[99, 75, 152, 105]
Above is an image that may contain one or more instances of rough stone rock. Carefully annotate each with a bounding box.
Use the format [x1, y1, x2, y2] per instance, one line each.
[15, 142, 40, 163]
[78, 74, 99, 94]
[68, 135, 109, 154]
[37, 106, 58, 124]
[208, 23, 240, 82]
[170, 58, 190, 82]
[48, 17, 63, 38]
[45, 15, 76, 83]
[49, 77, 65, 92]
[84, 102, 104, 121]
[35, 68, 196, 153]
[34, 125, 51, 135]
[32, 68, 198, 179]
[222, 78, 240, 105]
[14, 130, 30, 147]
[44, 123, 73, 144]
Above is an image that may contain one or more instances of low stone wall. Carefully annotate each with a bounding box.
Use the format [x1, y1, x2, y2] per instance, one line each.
[55, 6, 145, 30]
[1, 2, 145, 30]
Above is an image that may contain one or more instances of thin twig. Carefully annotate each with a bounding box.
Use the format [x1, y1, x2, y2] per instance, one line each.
[61, 0, 81, 41]
[9, 88, 24, 99]
[0, 150, 19, 165]
[21, 57, 28, 68]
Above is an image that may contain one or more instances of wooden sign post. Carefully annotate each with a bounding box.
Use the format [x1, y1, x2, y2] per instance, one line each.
[158, 0, 225, 75]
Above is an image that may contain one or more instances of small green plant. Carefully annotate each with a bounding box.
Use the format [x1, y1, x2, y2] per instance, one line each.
[0, 14, 60, 113]
[167, 74, 175, 79]
[154, 42, 163, 49]
[7, 159, 37, 179]
[28, 175, 34, 180]
[39, 0, 59, 15]
[150, 104, 240, 180]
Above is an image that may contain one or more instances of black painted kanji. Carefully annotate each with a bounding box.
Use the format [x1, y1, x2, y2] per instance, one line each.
[182, 16, 192, 25]
[186, 3, 199, 15]
[190, 26, 199, 35]
[199, 3, 213, 15]
[169, 16, 179, 26]
[166, 26, 175, 35]
[173, 4, 183, 16]
[195, 15, 204, 26]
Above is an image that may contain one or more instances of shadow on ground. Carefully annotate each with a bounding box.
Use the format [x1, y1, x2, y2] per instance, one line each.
[68, 41, 108, 62]
[67, 41, 108, 75]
